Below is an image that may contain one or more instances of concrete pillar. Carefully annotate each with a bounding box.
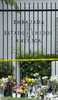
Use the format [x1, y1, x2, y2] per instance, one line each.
[51, 61, 58, 76]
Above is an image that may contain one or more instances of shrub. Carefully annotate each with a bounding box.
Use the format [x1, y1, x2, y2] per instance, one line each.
[0, 59, 15, 78]
[13, 41, 58, 79]
[18, 51, 51, 79]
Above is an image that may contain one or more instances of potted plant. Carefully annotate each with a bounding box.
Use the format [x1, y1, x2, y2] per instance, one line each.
[25, 78, 35, 98]
[12, 86, 16, 98]
[4, 75, 16, 97]
[0, 78, 8, 97]
[0, 83, 4, 97]
[16, 87, 23, 98]
[19, 77, 28, 98]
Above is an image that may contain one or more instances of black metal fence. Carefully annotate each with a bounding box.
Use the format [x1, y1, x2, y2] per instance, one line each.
[0, 2, 58, 82]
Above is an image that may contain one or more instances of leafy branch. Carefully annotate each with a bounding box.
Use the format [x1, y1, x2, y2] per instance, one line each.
[1, 0, 19, 10]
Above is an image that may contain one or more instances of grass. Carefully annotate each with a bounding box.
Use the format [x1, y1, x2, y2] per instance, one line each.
[0, 97, 45, 100]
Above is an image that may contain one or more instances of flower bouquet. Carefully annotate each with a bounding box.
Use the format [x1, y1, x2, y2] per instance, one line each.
[12, 87, 16, 98]
[33, 73, 42, 87]
[26, 78, 35, 86]
[12, 86, 16, 93]
[42, 76, 48, 85]
[19, 77, 28, 97]
[26, 78, 34, 93]
[0, 78, 8, 94]
[16, 87, 23, 98]
[41, 85, 47, 99]
[50, 75, 57, 94]
[4, 75, 16, 96]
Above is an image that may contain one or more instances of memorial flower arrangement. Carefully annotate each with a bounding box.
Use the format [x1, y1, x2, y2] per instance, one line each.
[41, 85, 47, 94]
[56, 83, 58, 92]
[16, 87, 23, 94]
[0, 79, 3, 91]
[26, 78, 35, 86]
[20, 77, 27, 85]
[18, 77, 28, 97]
[12, 86, 16, 93]
[4, 75, 16, 96]
[0, 83, 3, 93]
[33, 78, 38, 86]
[20, 77, 28, 92]
[0, 74, 58, 98]
[42, 76, 48, 85]
[0, 78, 8, 93]
[50, 75, 58, 94]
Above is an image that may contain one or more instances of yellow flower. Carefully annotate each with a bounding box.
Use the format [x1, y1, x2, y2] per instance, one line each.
[23, 91, 25, 93]
[8, 76, 12, 79]
[25, 84, 27, 86]
[14, 89, 16, 91]
[24, 88, 28, 91]
[0, 79, 2, 82]
[31, 84, 32, 85]
[12, 77, 14, 79]
[32, 79, 34, 83]
[26, 78, 32, 83]
[1, 84, 3, 86]
[18, 90, 20, 92]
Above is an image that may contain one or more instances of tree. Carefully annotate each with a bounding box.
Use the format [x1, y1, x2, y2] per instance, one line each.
[1, 0, 19, 10]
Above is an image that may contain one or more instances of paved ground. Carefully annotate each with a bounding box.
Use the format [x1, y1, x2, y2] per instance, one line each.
[0, 98, 2, 100]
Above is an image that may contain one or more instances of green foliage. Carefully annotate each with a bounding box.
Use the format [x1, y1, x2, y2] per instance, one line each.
[1, 0, 19, 11]
[0, 59, 15, 78]
[13, 41, 58, 79]
[18, 52, 51, 79]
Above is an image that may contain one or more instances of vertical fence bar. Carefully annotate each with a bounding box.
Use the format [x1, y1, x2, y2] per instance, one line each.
[37, 3, 39, 72]
[2, 3, 4, 77]
[46, 3, 47, 76]
[20, 3, 21, 81]
[33, 3, 34, 74]
[11, 3, 13, 76]
[29, 3, 30, 77]
[50, 3, 52, 76]
[15, 3, 17, 83]
[41, 3, 43, 79]
[24, 3, 26, 77]
[55, 2, 56, 75]
[7, 4, 8, 77]
[50, 3, 52, 58]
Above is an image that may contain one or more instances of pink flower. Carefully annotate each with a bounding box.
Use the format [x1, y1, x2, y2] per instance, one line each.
[22, 80, 25, 84]
[14, 82, 16, 85]
[20, 89, 23, 93]
[16, 88, 20, 93]
[13, 87, 15, 89]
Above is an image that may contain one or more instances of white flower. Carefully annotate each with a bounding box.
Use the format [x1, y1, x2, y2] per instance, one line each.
[42, 76, 48, 80]
[34, 79, 37, 81]
[41, 85, 46, 90]
[33, 73, 39, 77]
[5, 78, 8, 82]
[50, 75, 58, 83]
